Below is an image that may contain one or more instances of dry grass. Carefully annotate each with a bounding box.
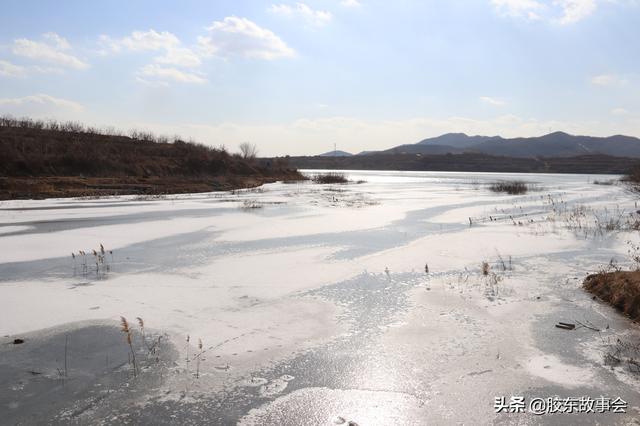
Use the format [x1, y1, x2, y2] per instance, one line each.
[489, 180, 529, 195]
[584, 271, 640, 321]
[0, 116, 303, 199]
[312, 172, 349, 184]
[240, 199, 263, 210]
[481, 261, 490, 276]
[593, 179, 616, 186]
[624, 164, 640, 189]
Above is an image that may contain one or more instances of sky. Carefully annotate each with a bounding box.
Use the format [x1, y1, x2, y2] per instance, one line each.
[0, 0, 639, 156]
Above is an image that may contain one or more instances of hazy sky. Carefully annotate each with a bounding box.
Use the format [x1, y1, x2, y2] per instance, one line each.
[1, 0, 639, 155]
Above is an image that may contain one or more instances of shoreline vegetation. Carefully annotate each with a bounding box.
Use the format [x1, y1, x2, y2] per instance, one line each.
[489, 180, 530, 195]
[311, 172, 350, 184]
[282, 153, 640, 174]
[0, 116, 303, 200]
[584, 271, 640, 321]
[582, 166, 640, 321]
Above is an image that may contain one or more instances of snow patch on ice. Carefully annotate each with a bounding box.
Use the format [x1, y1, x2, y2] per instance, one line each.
[525, 354, 596, 388]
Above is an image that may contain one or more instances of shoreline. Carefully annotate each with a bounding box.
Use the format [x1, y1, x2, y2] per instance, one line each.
[0, 173, 305, 201]
[282, 153, 640, 175]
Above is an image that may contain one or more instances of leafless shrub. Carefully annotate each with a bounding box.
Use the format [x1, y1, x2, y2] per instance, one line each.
[239, 142, 258, 160]
[489, 180, 529, 195]
[628, 241, 640, 270]
[312, 172, 349, 184]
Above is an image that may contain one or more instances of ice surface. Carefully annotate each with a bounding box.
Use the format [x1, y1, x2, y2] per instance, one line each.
[1, 171, 640, 424]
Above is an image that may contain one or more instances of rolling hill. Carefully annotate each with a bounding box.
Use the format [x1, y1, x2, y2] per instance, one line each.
[318, 150, 353, 157]
[0, 117, 302, 199]
[370, 132, 640, 158]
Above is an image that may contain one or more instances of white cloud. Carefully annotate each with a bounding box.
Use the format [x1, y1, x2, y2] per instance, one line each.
[135, 77, 170, 88]
[555, 0, 597, 24]
[97, 35, 122, 55]
[590, 73, 627, 86]
[341, 0, 362, 7]
[492, 0, 598, 23]
[155, 47, 202, 68]
[101, 20, 293, 80]
[0, 60, 66, 78]
[491, 0, 544, 19]
[611, 108, 629, 116]
[12, 33, 89, 70]
[137, 64, 207, 84]
[198, 17, 295, 60]
[99, 30, 208, 85]
[120, 30, 180, 51]
[0, 94, 84, 114]
[30, 66, 65, 75]
[100, 30, 201, 68]
[0, 60, 26, 78]
[270, 3, 333, 26]
[480, 96, 507, 106]
[42, 32, 71, 50]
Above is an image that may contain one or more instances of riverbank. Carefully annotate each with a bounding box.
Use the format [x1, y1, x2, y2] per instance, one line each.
[584, 271, 640, 321]
[0, 118, 303, 200]
[282, 152, 639, 174]
[0, 174, 304, 200]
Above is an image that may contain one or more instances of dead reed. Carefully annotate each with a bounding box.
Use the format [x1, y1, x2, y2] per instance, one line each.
[584, 271, 640, 321]
[120, 316, 137, 377]
[196, 338, 203, 378]
[71, 243, 113, 278]
[481, 261, 490, 276]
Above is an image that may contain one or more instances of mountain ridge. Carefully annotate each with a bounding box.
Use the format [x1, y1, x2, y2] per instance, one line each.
[362, 132, 640, 158]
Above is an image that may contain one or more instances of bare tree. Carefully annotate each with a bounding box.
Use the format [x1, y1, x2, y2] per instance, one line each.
[239, 142, 258, 160]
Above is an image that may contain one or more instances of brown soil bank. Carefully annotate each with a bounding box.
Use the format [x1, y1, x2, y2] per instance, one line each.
[584, 271, 640, 320]
[0, 175, 299, 200]
[0, 118, 303, 199]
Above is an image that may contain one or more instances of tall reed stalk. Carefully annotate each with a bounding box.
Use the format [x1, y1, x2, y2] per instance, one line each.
[120, 317, 137, 377]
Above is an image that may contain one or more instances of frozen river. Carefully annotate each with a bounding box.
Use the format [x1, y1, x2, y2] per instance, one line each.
[1, 170, 640, 425]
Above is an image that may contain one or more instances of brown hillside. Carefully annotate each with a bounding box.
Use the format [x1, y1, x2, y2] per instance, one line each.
[0, 117, 302, 199]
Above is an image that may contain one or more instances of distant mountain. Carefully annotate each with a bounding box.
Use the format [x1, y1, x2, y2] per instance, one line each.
[318, 150, 353, 157]
[375, 144, 466, 155]
[416, 133, 504, 148]
[471, 132, 640, 158]
[365, 131, 640, 158]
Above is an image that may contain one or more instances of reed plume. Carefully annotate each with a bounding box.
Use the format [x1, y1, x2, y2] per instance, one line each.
[136, 317, 147, 349]
[120, 316, 137, 377]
